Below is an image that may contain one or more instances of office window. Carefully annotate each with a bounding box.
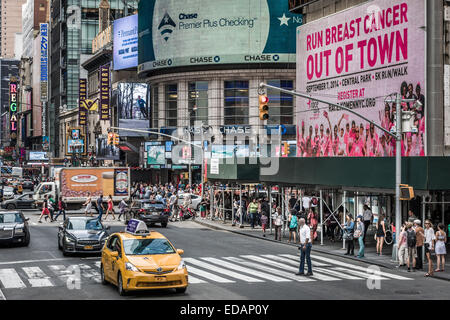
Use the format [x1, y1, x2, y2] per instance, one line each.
[165, 84, 177, 127]
[188, 81, 208, 126]
[224, 80, 249, 125]
[266, 80, 294, 125]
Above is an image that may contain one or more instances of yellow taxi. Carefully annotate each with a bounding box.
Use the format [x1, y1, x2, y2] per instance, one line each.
[100, 219, 188, 296]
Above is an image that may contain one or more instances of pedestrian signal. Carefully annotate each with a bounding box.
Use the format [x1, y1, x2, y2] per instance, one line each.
[107, 132, 114, 145]
[283, 142, 290, 156]
[400, 184, 414, 200]
[259, 95, 269, 120]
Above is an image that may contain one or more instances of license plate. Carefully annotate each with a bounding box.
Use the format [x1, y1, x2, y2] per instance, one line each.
[155, 276, 166, 282]
[152, 212, 159, 216]
[84, 245, 93, 250]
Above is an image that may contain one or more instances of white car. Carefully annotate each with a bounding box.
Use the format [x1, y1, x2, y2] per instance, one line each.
[1, 186, 15, 200]
[177, 193, 202, 210]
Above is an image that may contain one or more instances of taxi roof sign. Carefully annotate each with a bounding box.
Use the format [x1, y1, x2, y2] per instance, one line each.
[126, 219, 149, 235]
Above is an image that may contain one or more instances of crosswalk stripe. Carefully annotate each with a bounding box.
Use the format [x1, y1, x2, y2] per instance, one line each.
[185, 265, 235, 283]
[187, 275, 206, 284]
[0, 268, 26, 289]
[241, 255, 338, 281]
[224, 257, 314, 282]
[314, 267, 363, 280]
[184, 258, 264, 282]
[310, 255, 412, 280]
[263, 254, 330, 267]
[331, 267, 388, 280]
[78, 264, 101, 283]
[22, 267, 53, 287]
[201, 257, 291, 282]
[94, 262, 101, 269]
[48, 265, 72, 282]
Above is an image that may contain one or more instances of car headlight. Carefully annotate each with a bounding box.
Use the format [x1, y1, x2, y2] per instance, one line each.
[15, 227, 24, 233]
[125, 262, 140, 272]
[177, 260, 186, 270]
[65, 235, 75, 243]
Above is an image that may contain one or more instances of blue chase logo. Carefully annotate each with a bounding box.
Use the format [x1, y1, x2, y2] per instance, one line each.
[158, 12, 177, 41]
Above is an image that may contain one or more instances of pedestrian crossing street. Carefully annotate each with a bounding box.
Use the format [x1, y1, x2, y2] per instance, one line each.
[0, 253, 412, 290]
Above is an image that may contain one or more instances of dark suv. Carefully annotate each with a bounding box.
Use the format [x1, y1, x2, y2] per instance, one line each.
[125, 200, 169, 228]
[0, 211, 30, 246]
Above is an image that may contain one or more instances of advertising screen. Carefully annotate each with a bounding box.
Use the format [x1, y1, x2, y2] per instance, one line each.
[96, 135, 120, 160]
[113, 14, 138, 70]
[117, 83, 150, 137]
[296, 0, 425, 158]
[29, 152, 48, 161]
[147, 145, 165, 165]
[138, 0, 303, 74]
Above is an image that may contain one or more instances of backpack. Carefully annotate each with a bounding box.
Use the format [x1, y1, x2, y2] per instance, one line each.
[289, 215, 298, 229]
[406, 229, 416, 247]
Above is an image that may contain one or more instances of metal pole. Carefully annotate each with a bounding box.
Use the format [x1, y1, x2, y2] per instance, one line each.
[393, 93, 402, 262]
[231, 188, 235, 226]
[201, 129, 204, 201]
[442, 192, 445, 225]
[222, 188, 225, 223]
[281, 187, 285, 238]
[422, 195, 426, 263]
[239, 184, 243, 226]
[269, 185, 272, 234]
[343, 191, 346, 249]
[320, 189, 323, 246]
[188, 133, 192, 188]
[210, 186, 214, 220]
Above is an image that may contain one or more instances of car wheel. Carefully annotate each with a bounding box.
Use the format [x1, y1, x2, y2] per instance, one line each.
[100, 264, 107, 285]
[23, 234, 30, 247]
[7, 204, 15, 210]
[161, 222, 167, 228]
[176, 287, 187, 294]
[118, 272, 127, 296]
[62, 245, 69, 257]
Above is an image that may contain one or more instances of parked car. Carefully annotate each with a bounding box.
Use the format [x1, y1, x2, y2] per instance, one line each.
[57, 217, 110, 256]
[2, 193, 36, 210]
[177, 193, 202, 211]
[125, 200, 169, 227]
[0, 211, 30, 246]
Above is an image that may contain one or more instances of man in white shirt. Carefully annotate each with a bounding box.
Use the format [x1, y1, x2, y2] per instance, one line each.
[296, 218, 313, 276]
[302, 196, 311, 212]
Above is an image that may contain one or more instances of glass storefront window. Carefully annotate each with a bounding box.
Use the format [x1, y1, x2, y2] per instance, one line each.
[151, 86, 159, 129]
[224, 81, 249, 125]
[267, 80, 294, 125]
[188, 81, 208, 126]
[165, 84, 178, 127]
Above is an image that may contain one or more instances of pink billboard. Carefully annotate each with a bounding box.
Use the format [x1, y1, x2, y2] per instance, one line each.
[296, 0, 425, 157]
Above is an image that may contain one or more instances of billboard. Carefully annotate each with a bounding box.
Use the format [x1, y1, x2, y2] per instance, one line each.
[117, 83, 150, 137]
[96, 135, 120, 160]
[100, 64, 111, 120]
[40, 23, 48, 102]
[9, 79, 18, 141]
[29, 152, 49, 161]
[296, 0, 426, 157]
[138, 0, 303, 74]
[147, 145, 165, 165]
[113, 14, 138, 70]
[79, 78, 87, 126]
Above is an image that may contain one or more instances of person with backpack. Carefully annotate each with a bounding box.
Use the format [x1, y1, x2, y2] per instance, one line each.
[118, 198, 128, 222]
[397, 223, 409, 268]
[354, 215, 365, 258]
[343, 214, 355, 255]
[288, 211, 298, 243]
[272, 207, 283, 241]
[405, 222, 417, 272]
[413, 220, 425, 270]
[53, 198, 67, 221]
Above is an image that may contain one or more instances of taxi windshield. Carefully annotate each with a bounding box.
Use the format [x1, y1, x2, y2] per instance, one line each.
[0, 213, 23, 223]
[67, 219, 103, 230]
[123, 238, 176, 255]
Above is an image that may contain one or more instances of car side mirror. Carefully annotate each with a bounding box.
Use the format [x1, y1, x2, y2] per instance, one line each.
[177, 249, 184, 255]
[106, 226, 110, 230]
[110, 251, 119, 258]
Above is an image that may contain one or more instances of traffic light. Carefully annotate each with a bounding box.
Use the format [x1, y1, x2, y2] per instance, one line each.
[400, 184, 414, 200]
[283, 142, 290, 156]
[113, 133, 119, 145]
[259, 94, 269, 120]
[107, 132, 114, 145]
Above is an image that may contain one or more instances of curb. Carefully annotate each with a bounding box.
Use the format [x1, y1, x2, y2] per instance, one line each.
[193, 219, 450, 281]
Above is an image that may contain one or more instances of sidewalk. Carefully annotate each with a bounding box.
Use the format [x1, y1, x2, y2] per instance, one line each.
[193, 217, 450, 282]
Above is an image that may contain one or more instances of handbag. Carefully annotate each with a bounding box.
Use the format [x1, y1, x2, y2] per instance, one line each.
[343, 230, 353, 241]
[354, 229, 361, 238]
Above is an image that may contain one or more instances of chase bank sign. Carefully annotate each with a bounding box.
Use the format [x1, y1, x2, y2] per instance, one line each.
[138, 0, 303, 74]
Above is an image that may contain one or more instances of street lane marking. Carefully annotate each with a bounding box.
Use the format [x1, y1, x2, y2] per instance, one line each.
[187, 275, 206, 284]
[0, 288, 5, 300]
[225, 257, 314, 282]
[78, 264, 101, 283]
[263, 254, 330, 267]
[48, 265, 72, 282]
[184, 265, 235, 283]
[94, 262, 101, 269]
[201, 257, 291, 282]
[309, 255, 413, 280]
[0, 257, 100, 266]
[184, 258, 264, 283]
[314, 267, 363, 280]
[0, 268, 26, 289]
[22, 267, 53, 287]
[332, 267, 387, 280]
[241, 255, 338, 281]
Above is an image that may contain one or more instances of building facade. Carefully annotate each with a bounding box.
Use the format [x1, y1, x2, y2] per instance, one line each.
[0, 0, 27, 58]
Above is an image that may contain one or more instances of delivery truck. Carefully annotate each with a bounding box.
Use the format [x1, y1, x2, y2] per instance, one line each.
[33, 167, 130, 210]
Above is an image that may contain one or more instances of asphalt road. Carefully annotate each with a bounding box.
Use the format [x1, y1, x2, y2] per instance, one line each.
[0, 211, 449, 300]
